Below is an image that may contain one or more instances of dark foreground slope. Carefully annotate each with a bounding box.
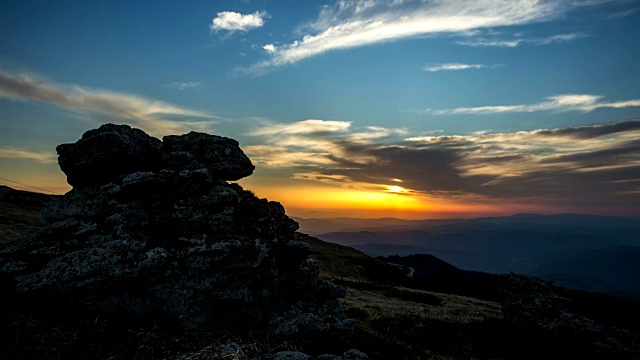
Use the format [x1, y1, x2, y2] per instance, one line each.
[2, 182, 640, 359]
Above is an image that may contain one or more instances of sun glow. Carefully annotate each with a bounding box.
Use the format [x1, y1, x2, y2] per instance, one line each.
[386, 185, 408, 194]
[240, 176, 542, 220]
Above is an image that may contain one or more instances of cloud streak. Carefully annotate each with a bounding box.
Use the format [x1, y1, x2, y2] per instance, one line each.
[431, 94, 640, 115]
[210, 11, 269, 32]
[424, 63, 500, 72]
[164, 81, 200, 91]
[0, 148, 56, 164]
[249, 119, 352, 136]
[241, 0, 591, 74]
[456, 32, 587, 47]
[0, 70, 216, 136]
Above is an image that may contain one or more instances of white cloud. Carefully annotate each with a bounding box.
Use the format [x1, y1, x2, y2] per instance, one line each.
[242, 0, 571, 74]
[348, 126, 408, 141]
[244, 145, 337, 167]
[249, 119, 352, 136]
[211, 11, 268, 32]
[424, 63, 486, 72]
[0, 70, 216, 136]
[0, 148, 56, 164]
[263, 44, 276, 53]
[164, 81, 200, 91]
[431, 94, 640, 115]
[246, 120, 410, 168]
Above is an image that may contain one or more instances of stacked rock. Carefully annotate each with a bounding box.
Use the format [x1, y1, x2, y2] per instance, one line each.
[0, 124, 352, 334]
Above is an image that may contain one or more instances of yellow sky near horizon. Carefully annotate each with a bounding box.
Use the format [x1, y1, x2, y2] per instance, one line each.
[2, 165, 504, 220]
[2, 155, 636, 220]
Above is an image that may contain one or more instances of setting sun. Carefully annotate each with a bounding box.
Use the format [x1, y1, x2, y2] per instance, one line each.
[386, 185, 408, 194]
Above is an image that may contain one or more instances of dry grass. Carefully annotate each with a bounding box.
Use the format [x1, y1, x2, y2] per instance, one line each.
[0, 202, 46, 243]
[300, 233, 407, 286]
[333, 282, 507, 360]
[0, 186, 57, 243]
[343, 287, 502, 325]
[298, 233, 510, 359]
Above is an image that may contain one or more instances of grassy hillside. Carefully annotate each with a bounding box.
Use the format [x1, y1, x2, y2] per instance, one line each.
[0, 186, 58, 243]
[298, 233, 507, 359]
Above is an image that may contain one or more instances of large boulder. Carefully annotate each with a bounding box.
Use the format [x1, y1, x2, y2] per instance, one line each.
[57, 124, 163, 188]
[162, 132, 254, 180]
[0, 124, 350, 335]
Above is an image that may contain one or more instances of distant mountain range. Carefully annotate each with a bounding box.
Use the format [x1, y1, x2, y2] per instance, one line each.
[295, 213, 640, 300]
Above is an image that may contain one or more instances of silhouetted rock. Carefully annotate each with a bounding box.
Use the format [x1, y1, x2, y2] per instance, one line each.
[0, 124, 351, 337]
[56, 124, 163, 187]
[162, 131, 254, 180]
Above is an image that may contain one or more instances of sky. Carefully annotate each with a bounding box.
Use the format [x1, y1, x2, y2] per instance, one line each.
[1, 0, 639, 219]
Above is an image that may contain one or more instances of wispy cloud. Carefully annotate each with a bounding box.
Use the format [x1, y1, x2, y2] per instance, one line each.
[0, 69, 216, 136]
[164, 81, 200, 91]
[424, 62, 501, 72]
[348, 126, 408, 142]
[248, 119, 352, 136]
[532, 32, 588, 45]
[607, 7, 639, 19]
[245, 120, 406, 168]
[0, 148, 56, 164]
[456, 39, 522, 47]
[240, 0, 590, 74]
[246, 118, 640, 212]
[430, 94, 640, 115]
[210, 11, 269, 32]
[457, 32, 587, 47]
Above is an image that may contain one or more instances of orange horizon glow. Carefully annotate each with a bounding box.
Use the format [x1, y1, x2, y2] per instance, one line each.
[244, 182, 528, 220]
[8, 173, 637, 221]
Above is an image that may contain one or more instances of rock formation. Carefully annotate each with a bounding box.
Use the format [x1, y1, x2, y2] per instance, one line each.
[0, 123, 353, 335]
[501, 274, 640, 354]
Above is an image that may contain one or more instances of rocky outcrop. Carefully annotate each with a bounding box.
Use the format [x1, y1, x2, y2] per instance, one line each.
[252, 348, 368, 360]
[176, 343, 368, 360]
[162, 131, 254, 180]
[500, 274, 640, 355]
[0, 123, 351, 335]
[56, 124, 163, 187]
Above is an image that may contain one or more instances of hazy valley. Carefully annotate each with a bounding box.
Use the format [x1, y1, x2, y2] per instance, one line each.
[296, 214, 640, 300]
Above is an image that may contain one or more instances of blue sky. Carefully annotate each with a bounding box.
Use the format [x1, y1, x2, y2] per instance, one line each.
[1, 0, 639, 218]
